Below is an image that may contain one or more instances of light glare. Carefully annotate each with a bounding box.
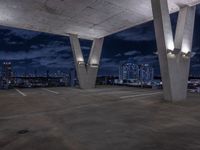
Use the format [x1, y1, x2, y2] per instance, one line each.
[167, 40, 175, 51]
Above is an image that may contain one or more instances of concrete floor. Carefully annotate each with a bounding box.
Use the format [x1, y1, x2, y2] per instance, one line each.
[0, 86, 200, 150]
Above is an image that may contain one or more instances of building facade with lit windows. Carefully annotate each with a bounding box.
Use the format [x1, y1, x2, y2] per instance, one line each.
[119, 58, 154, 85]
[1, 61, 13, 89]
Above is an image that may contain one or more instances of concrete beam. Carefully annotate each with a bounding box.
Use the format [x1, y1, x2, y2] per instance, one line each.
[175, 7, 196, 54]
[151, 0, 196, 101]
[69, 34, 104, 89]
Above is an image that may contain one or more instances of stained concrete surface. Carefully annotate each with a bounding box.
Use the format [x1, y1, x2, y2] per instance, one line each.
[0, 86, 200, 150]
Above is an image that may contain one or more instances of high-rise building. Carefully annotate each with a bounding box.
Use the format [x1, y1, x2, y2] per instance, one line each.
[119, 62, 139, 81]
[2, 62, 12, 80]
[119, 58, 154, 85]
[1, 61, 13, 88]
[139, 64, 154, 84]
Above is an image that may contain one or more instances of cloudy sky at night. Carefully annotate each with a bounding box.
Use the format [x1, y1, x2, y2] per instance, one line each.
[1, 5, 200, 76]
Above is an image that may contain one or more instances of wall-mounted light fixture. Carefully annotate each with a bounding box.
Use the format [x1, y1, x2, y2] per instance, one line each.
[181, 51, 196, 58]
[78, 61, 85, 66]
[167, 48, 180, 55]
[89, 64, 99, 68]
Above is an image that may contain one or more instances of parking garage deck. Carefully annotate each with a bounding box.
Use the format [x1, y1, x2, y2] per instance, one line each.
[0, 86, 200, 150]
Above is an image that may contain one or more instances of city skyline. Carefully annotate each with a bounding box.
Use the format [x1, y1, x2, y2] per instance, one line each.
[0, 5, 200, 76]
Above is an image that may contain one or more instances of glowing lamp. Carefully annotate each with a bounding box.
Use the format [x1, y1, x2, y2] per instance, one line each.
[167, 48, 180, 55]
[89, 64, 99, 68]
[78, 61, 85, 66]
[167, 40, 175, 51]
[181, 51, 195, 58]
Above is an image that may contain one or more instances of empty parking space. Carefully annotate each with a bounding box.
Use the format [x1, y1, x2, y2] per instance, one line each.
[42, 88, 59, 94]
[0, 86, 162, 119]
[120, 91, 163, 99]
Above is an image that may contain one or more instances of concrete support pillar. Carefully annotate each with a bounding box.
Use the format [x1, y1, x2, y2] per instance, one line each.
[69, 34, 104, 89]
[151, 0, 196, 101]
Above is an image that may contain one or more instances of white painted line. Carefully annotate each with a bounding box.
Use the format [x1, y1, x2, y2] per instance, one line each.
[42, 88, 59, 94]
[120, 92, 162, 99]
[97, 91, 136, 95]
[86, 88, 124, 93]
[97, 90, 153, 95]
[15, 88, 26, 97]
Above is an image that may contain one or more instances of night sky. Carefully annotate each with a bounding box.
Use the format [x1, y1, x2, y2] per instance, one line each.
[0, 5, 200, 76]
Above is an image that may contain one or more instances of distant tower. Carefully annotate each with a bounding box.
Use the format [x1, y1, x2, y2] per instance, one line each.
[2, 61, 12, 80]
[139, 64, 154, 84]
[119, 58, 139, 81]
[2, 61, 13, 88]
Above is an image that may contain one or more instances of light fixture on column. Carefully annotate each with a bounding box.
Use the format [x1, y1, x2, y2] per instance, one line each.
[78, 61, 85, 66]
[181, 51, 196, 58]
[167, 40, 175, 51]
[180, 43, 195, 58]
[181, 51, 190, 58]
[89, 63, 99, 68]
[167, 48, 180, 55]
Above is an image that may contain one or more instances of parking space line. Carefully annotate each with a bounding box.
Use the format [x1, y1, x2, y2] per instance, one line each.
[42, 88, 59, 94]
[15, 88, 26, 97]
[120, 92, 162, 99]
[97, 91, 136, 95]
[85, 88, 124, 93]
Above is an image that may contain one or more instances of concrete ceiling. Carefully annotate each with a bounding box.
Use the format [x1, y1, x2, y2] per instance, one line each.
[0, 0, 200, 39]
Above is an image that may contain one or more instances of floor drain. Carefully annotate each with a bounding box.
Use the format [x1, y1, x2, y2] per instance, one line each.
[17, 129, 29, 135]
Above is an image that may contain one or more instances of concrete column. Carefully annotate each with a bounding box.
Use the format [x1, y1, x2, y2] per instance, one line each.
[151, 0, 196, 101]
[69, 34, 104, 89]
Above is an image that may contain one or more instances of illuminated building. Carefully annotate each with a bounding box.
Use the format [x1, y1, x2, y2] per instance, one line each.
[119, 61, 139, 81]
[139, 64, 154, 84]
[2, 62, 12, 79]
[1, 61, 13, 88]
[119, 59, 154, 85]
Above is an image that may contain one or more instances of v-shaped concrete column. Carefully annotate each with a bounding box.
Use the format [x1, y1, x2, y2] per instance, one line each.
[69, 34, 104, 89]
[151, 0, 196, 101]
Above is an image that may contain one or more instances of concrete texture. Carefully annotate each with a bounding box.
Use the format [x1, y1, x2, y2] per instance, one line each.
[0, 0, 199, 39]
[151, 0, 196, 101]
[1, 86, 200, 150]
[69, 34, 104, 89]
